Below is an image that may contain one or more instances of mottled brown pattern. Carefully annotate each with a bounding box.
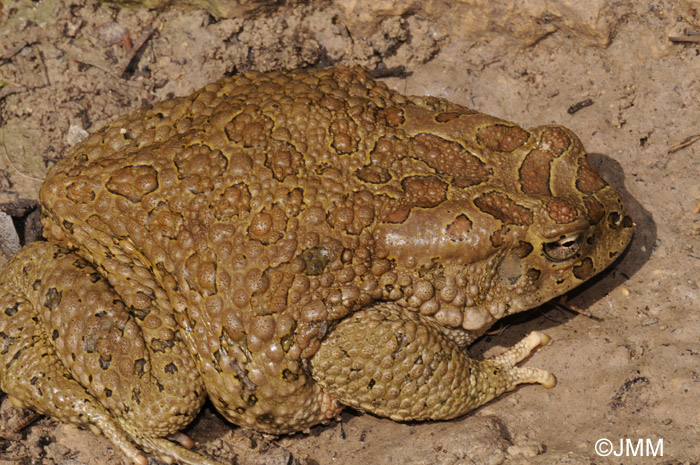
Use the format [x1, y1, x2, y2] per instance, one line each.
[400, 176, 448, 207]
[355, 164, 392, 184]
[248, 205, 289, 245]
[66, 179, 96, 203]
[326, 190, 376, 234]
[489, 226, 509, 248]
[174, 144, 228, 182]
[476, 124, 530, 152]
[584, 196, 606, 224]
[264, 141, 305, 181]
[213, 182, 252, 220]
[435, 111, 461, 123]
[474, 191, 533, 226]
[446, 214, 473, 242]
[410, 134, 492, 187]
[0, 67, 633, 465]
[519, 127, 571, 197]
[520, 148, 554, 196]
[382, 107, 405, 127]
[540, 127, 570, 156]
[576, 157, 608, 194]
[225, 111, 273, 148]
[543, 197, 578, 224]
[106, 165, 159, 202]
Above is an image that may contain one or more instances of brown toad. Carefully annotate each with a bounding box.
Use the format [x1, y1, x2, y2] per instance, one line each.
[0, 67, 633, 465]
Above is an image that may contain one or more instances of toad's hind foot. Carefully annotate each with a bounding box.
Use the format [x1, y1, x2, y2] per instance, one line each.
[489, 331, 557, 390]
[136, 436, 225, 465]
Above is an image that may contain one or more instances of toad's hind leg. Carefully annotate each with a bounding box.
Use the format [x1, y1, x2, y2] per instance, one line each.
[0, 242, 221, 465]
[311, 302, 555, 421]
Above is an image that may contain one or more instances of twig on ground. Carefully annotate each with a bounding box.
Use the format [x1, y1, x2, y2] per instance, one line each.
[667, 134, 700, 154]
[119, 25, 155, 77]
[669, 32, 700, 43]
[35, 48, 51, 87]
[0, 40, 34, 61]
[0, 86, 27, 100]
[555, 296, 602, 321]
[567, 98, 594, 115]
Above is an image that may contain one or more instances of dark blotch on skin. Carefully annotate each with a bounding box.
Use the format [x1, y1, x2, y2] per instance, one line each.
[526, 268, 541, 281]
[4, 303, 19, 317]
[43, 288, 62, 312]
[573, 257, 594, 280]
[256, 413, 275, 424]
[300, 247, 332, 276]
[150, 338, 175, 352]
[72, 258, 89, 269]
[355, 165, 392, 184]
[133, 358, 146, 377]
[514, 241, 534, 258]
[607, 212, 634, 231]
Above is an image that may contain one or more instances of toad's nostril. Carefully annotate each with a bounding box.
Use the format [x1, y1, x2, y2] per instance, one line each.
[608, 211, 621, 225]
[607, 211, 634, 230]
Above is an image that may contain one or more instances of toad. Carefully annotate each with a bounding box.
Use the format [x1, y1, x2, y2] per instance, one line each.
[0, 67, 633, 465]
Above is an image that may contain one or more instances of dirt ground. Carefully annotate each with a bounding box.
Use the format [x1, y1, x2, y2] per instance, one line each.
[0, 0, 698, 464]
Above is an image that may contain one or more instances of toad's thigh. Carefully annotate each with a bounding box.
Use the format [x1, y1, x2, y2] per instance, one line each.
[11, 242, 206, 436]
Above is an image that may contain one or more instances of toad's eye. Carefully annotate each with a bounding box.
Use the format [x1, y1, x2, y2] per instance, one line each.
[543, 233, 582, 262]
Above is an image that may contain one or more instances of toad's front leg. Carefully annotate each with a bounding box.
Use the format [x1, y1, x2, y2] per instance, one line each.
[311, 302, 555, 420]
